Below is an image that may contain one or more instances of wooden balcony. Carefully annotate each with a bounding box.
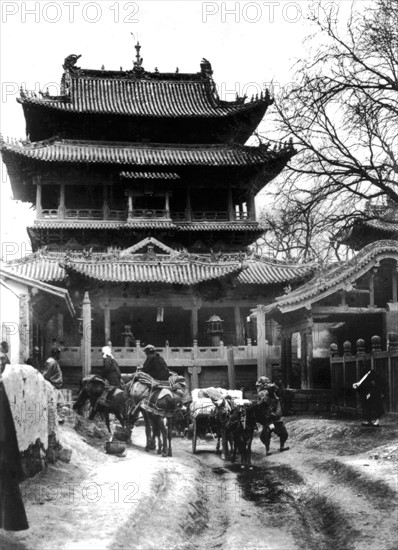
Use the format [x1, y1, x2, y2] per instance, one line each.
[38, 209, 254, 223]
[40, 208, 127, 221]
[128, 209, 170, 220]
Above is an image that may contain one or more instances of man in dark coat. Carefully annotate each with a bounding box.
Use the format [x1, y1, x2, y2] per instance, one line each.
[26, 346, 42, 372]
[141, 345, 170, 380]
[101, 346, 123, 387]
[0, 352, 29, 531]
[256, 377, 289, 454]
[353, 369, 386, 426]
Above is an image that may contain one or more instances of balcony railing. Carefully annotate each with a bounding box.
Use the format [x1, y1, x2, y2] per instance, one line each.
[172, 211, 252, 222]
[60, 341, 281, 368]
[39, 208, 127, 221]
[38, 209, 253, 223]
[66, 209, 103, 219]
[128, 209, 170, 219]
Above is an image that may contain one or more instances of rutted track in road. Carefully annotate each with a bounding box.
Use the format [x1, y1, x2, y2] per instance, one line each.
[184, 447, 358, 550]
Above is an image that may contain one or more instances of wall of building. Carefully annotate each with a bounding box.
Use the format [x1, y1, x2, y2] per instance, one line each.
[0, 279, 27, 364]
[2, 364, 59, 476]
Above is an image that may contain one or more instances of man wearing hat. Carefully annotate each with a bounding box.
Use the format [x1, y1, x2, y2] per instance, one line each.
[141, 344, 170, 381]
[101, 345, 123, 387]
[26, 346, 42, 372]
[256, 376, 289, 454]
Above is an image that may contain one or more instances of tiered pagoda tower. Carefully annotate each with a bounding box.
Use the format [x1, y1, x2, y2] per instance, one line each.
[1, 45, 313, 389]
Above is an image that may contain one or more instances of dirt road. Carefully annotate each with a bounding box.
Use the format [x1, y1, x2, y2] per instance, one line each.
[1, 416, 397, 550]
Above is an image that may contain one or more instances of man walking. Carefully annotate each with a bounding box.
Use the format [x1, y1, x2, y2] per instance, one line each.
[353, 369, 386, 427]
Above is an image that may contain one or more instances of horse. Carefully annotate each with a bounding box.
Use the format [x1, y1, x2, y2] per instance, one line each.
[73, 376, 130, 435]
[126, 373, 187, 457]
[227, 399, 289, 468]
[228, 403, 257, 469]
[213, 398, 234, 461]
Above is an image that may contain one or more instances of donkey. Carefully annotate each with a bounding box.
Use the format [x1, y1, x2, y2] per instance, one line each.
[73, 376, 130, 434]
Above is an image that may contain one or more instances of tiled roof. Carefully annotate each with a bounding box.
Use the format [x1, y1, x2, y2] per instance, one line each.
[62, 259, 243, 284]
[120, 171, 180, 179]
[364, 219, 398, 233]
[29, 220, 262, 231]
[31, 221, 126, 230]
[0, 266, 74, 316]
[237, 259, 314, 285]
[175, 222, 264, 232]
[5, 251, 313, 286]
[1, 139, 291, 167]
[18, 72, 271, 118]
[264, 240, 398, 314]
[6, 256, 66, 282]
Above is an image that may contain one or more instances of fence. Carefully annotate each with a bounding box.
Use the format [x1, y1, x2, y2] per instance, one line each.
[330, 334, 398, 413]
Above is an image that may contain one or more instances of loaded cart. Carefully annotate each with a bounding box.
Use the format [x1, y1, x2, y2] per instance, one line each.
[189, 388, 251, 454]
[190, 397, 218, 454]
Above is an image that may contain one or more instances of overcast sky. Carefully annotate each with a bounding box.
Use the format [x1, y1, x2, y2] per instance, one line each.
[0, 0, 357, 261]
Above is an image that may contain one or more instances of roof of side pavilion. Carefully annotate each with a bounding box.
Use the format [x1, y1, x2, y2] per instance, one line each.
[261, 240, 398, 316]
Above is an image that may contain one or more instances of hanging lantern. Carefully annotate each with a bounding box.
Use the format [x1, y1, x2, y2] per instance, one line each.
[206, 314, 224, 346]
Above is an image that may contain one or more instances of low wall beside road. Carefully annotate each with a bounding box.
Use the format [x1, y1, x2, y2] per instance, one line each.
[2, 364, 60, 476]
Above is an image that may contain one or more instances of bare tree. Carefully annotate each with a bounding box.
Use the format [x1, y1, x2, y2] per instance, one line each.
[266, 0, 398, 244]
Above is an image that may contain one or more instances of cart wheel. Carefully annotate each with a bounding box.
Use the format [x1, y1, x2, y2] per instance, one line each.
[192, 420, 197, 454]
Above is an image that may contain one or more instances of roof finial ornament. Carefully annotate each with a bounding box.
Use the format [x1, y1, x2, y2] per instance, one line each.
[63, 54, 82, 72]
[131, 36, 144, 74]
[200, 58, 213, 78]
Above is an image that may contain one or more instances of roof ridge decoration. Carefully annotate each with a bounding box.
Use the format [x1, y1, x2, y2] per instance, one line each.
[132, 39, 144, 75]
[120, 237, 176, 256]
[16, 47, 274, 120]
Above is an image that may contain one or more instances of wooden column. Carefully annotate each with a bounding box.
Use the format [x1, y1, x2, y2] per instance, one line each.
[234, 304, 243, 345]
[392, 265, 397, 303]
[81, 292, 92, 378]
[228, 185, 235, 221]
[165, 192, 170, 218]
[19, 294, 30, 364]
[36, 183, 42, 218]
[128, 193, 133, 216]
[300, 330, 307, 389]
[248, 193, 256, 220]
[280, 334, 288, 386]
[59, 184, 66, 219]
[256, 305, 270, 378]
[103, 184, 109, 220]
[104, 307, 111, 344]
[56, 313, 64, 342]
[226, 347, 236, 389]
[286, 335, 292, 388]
[188, 365, 202, 389]
[185, 187, 192, 221]
[369, 270, 375, 307]
[191, 301, 198, 341]
[306, 325, 314, 389]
